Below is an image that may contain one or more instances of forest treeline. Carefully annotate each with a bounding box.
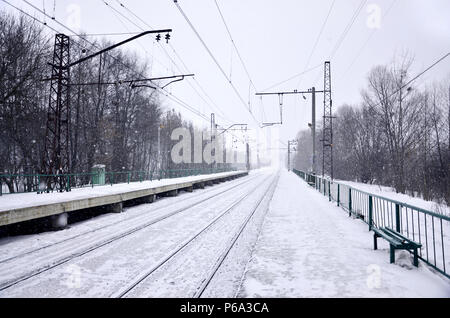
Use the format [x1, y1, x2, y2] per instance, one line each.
[294, 57, 450, 204]
[0, 11, 236, 189]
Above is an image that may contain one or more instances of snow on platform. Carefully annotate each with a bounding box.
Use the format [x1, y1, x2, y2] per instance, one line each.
[336, 180, 449, 216]
[240, 169, 450, 298]
[0, 171, 247, 226]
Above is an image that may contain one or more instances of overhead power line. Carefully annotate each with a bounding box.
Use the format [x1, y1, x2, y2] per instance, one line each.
[99, 0, 168, 74]
[2, 0, 59, 34]
[368, 52, 450, 109]
[114, 0, 263, 142]
[309, 0, 367, 88]
[115, 0, 151, 30]
[168, 44, 230, 120]
[69, 31, 142, 37]
[213, 0, 258, 91]
[329, 0, 367, 59]
[9, 0, 239, 135]
[113, 0, 232, 123]
[261, 63, 323, 92]
[1, 1, 238, 147]
[296, 0, 336, 88]
[12, 0, 215, 125]
[173, 0, 260, 126]
[338, 0, 398, 80]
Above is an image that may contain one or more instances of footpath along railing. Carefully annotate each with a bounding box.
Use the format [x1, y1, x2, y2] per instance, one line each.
[0, 167, 236, 195]
[293, 169, 450, 279]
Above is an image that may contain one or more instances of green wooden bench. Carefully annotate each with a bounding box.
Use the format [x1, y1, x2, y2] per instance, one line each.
[372, 227, 422, 267]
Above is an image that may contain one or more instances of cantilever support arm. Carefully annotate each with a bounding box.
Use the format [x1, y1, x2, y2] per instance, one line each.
[131, 74, 194, 90]
[217, 124, 247, 136]
[161, 75, 186, 89]
[68, 29, 172, 68]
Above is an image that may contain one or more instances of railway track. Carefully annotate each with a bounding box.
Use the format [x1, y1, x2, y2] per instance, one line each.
[115, 174, 279, 298]
[195, 175, 279, 298]
[0, 173, 258, 265]
[0, 173, 264, 293]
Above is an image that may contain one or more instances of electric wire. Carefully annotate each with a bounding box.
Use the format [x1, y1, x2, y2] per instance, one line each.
[173, 0, 260, 127]
[13, 0, 215, 125]
[213, 0, 258, 91]
[112, 1, 248, 142]
[115, 0, 231, 123]
[329, 0, 367, 59]
[338, 0, 398, 81]
[261, 63, 323, 92]
[296, 0, 336, 88]
[116, 0, 264, 144]
[369, 52, 450, 109]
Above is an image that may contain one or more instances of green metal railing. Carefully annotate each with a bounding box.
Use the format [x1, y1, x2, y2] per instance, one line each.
[293, 169, 450, 279]
[0, 167, 236, 195]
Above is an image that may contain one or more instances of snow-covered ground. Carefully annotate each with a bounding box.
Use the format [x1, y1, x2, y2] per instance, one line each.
[0, 171, 246, 212]
[0, 171, 274, 297]
[0, 168, 448, 298]
[240, 170, 450, 298]
[336, 180, 449, 216]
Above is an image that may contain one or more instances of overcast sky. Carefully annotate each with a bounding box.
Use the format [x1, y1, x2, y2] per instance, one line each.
[2, 0, 450, 162]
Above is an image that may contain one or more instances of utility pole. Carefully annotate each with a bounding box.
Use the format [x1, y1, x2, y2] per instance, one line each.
[307, 87, 317, 174]
[211, 113, 217, 169]
[256, 62, 332, 176]
[257, 143, 260, 169]
[311, 87, 316, 174]
[258, 63, 333, 178]
[246, 143, 250, 171]
[322, 61, 333, 180]
[41, 29, 172, 192]
[158, 124, 163, 171]
[288, 141, 291, 171]
[447, 85, 450, 203]
[257, 88, 324, 173]
[287, 140, 298, 171]
[42, 34, 71, 192]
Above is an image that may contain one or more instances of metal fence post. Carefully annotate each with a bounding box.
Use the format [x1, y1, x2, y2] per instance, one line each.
[349, 188, 352, 217]
[337, 184, 340, 207]
[395, 204, 401, 232]
[369, 195, 373, 231]
[328, 181, 331, 201]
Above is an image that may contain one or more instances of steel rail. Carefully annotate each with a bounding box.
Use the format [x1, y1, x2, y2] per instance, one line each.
[0, 174, 259, 292]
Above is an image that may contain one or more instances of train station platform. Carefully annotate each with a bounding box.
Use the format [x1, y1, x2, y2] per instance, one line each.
[0, 171, 248, 228]
[239, 170, 450, 298]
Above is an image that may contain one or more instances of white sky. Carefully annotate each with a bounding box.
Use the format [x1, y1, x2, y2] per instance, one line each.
[2, 0, 450, 161]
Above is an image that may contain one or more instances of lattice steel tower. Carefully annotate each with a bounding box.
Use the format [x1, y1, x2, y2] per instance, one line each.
[322, 61, 333, 179]
[42, 34, 71, 191]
